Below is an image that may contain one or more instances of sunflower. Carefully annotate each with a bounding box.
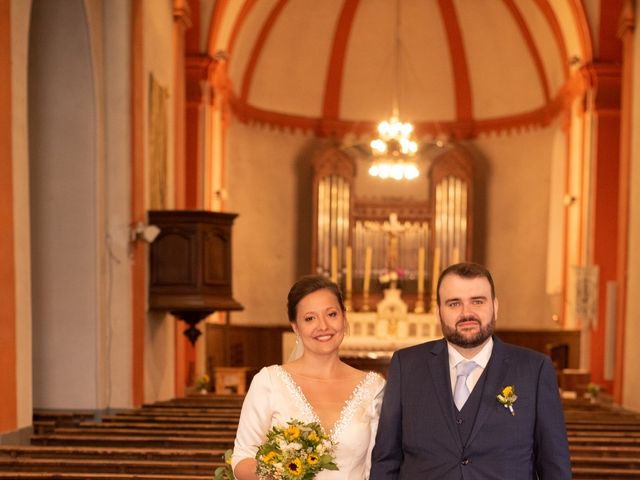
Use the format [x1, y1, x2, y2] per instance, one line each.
[307, 431, 319, 442]
[286, 457, 303, 476]
[285, 424, 300, 440]
[307, 453, 319, 465]
[261, 451, 279, 464]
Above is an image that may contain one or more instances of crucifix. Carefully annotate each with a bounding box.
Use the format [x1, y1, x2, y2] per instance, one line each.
[382, 212, 406, 272]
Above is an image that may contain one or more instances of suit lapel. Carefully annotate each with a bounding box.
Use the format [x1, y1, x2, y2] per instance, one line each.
[427, 339, 464, 451]
[467, 336, 512, 446]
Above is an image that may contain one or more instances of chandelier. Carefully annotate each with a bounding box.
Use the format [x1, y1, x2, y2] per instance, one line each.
[369, 0, 419, 181]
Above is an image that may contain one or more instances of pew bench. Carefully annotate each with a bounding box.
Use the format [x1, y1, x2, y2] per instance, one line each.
[0, 457, 220, 476]
[0, 473, 212, 479]
[0, 445, 226, 463]
[30, 433, 235, 449]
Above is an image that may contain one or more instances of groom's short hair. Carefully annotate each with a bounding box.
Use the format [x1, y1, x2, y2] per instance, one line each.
[436, 262, 496, 305]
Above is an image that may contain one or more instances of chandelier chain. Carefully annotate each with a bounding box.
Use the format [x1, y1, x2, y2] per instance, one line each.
[368, 0, 420, 181]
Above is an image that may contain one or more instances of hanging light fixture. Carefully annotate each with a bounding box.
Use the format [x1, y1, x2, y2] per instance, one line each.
[369, 0, 419, 181]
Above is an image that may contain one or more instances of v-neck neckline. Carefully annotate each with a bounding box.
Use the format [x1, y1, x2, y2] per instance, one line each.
[276, 365, 374, 441]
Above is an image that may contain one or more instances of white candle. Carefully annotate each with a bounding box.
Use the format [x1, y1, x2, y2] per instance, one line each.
[363, 246, 372, 293]
[431, 247, 441, 305]
[331, 245, 338, 283]
[452, 247, 460, 265]
[417, 246, 425, 294]
[345, 246, 352, 293]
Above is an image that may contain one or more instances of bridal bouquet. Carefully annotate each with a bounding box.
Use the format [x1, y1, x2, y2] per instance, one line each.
[255, 419, 338, 480]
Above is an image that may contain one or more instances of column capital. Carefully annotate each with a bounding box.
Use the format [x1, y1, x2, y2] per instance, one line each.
[581, 62, 622, 113]
[173, 0, 192, 29]
[186, 54, 214, 104]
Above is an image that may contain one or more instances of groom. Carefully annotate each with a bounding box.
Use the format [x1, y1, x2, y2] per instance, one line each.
[370, 262, 571, 479]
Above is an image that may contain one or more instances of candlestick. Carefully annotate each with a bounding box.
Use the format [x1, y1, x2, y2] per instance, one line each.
[430, 247, 441, 311]
[417, 247, 425, 293]
[415, 246, 425, 313]
[344, 246, 353, 311]
[362, 246, 372, 311]
[331, 245, 338, 283]
[345, 246, 352, 292]
[452, 246, 460, 265]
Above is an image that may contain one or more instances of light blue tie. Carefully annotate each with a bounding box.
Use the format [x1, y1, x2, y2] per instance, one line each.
[454, 360, 478, 411]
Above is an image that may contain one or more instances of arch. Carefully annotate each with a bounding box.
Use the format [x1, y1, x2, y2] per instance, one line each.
[28, 0, 100, 409]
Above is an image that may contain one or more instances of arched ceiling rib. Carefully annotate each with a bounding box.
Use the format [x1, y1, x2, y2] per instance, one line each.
[205, 0, 593, 141]
[322, 0, 360, 120]
[239, 0, 286, 102]
[504, 0, 551, 103]
[438, 0, 472, 123]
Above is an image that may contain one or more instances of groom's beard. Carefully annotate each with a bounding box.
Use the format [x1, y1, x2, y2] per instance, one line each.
[440, 312, 496, 348]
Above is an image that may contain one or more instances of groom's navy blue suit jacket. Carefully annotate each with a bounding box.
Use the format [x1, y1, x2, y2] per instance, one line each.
[370, 336, 571, 479]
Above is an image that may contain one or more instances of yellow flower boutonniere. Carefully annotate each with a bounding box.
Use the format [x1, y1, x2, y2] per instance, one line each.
[497, 385, 517, 416]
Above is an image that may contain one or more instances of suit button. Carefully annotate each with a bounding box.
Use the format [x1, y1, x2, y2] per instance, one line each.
[461, 459, 470, 465]
[456, 418, 463, 424]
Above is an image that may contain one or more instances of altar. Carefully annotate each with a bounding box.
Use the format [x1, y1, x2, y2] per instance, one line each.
[340, 310, 440, 356]
[282, 308, 440, 375]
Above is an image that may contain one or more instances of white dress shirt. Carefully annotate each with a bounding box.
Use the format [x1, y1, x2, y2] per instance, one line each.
[447, 337, 494, 395]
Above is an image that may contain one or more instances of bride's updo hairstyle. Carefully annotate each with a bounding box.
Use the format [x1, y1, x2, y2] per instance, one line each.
[287, 275, 345, 322]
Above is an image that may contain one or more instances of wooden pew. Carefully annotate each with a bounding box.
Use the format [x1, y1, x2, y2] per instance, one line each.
[564, 398, 640, 479]
[76, 421, 238, 432]
[0, 457, 216, 476]
[0, 396, 238, 478]
[11, 392, 640, 479]
[0, 445, 226, 463]
[0, 474, 212, 479]
[570, 445, 640, 457]
[572, 467, 640, 479]
[30, 433, 234, 449]
[53, 426, 237, 437]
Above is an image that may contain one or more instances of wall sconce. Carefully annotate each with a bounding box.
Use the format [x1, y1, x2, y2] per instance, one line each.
[130, 222, 161, 243]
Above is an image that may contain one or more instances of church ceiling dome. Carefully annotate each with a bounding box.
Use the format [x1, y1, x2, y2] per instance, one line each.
[210, 0, 591, 141]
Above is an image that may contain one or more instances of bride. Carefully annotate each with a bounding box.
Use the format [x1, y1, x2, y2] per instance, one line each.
[232, 275, 386, 479]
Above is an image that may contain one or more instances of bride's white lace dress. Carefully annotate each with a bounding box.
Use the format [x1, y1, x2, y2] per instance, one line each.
[232, 365, 385, 479]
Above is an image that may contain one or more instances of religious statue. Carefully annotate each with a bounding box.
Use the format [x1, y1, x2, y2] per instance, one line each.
[375, 213, 409, 336]
[382, 213, 405, 276]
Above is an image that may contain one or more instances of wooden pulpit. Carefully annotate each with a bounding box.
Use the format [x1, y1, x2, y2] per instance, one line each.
[148, 210, 243, 344]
